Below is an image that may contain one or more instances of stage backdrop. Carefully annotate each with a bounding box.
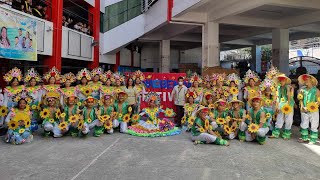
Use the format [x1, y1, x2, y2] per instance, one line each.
[0, 7, 37, 61]
[125, 73, 189, 110]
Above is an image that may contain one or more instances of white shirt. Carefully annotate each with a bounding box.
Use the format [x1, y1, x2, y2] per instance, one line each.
[172, 85, 188, 106]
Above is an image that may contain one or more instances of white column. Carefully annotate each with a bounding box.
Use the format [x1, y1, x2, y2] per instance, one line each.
[202, 21, 220, 69]
[160, 40, 170, 73]
[272, 29, 289, 75]
[251, 46, 261, 73]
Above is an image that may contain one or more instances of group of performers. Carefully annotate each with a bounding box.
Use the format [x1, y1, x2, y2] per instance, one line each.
[0, 66, 319, 146]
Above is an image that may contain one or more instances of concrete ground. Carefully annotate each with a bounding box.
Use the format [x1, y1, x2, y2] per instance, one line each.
[0, 126, 320, 180]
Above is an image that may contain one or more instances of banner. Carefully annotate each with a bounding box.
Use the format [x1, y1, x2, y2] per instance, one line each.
[125, 73, 189, 111]
[0, 7, 37, 61]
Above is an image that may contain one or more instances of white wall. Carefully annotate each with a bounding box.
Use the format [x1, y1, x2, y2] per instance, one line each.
[172, 0, 200, 17]
[85, 0, 95, 7]
[120, 48, 131, 66]
[180, 47, 202, 66]
[100, 54, 116, 64]
[133, 51, 141, 67]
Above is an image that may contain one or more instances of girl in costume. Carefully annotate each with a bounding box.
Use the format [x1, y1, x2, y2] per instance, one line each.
[100, 70, 115, 97]
[213, 73, 229, 101]
[113, 90, 130, 133]
[181, 91, 198, 131]
[187, 73, 203, 104]
[59, 72, 76, 107]
[127, 92, 180, 137]
[89, 67, 104, 100]
[62, 91, 81, 137]
[79, 96, 103, 137]
[76, 68, 92, 106]
[239, 95, 269, 145]
[229, 98, 246, 141]
[260, 78, 277, 134]
[202, 75, 213, 105]
[124, 77, 137, 112]
[40, 91, 64, 137]
[1, 67, 24, 127]
[41, 67, 61, 104]
[211, 99, 233, 139]
[270, 74, 294, 140]
[226, 73, 243, 102]
[191, 106, 229, 146]
[132, 70, 146, 114]
[98, 93, 115, 134]
[24, 68, 42, 132]
[243, 69, 260, 111]
[5, 90, 33, 145]
[297, 74, 320, 144]
[113, 72, 125, 92]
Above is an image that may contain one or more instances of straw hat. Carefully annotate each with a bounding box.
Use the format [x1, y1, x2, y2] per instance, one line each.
[196, 105, 209, 114]
[273, 74, 291, 85]
[248, 95, 264, 107]
[230, 98, 244, 107]
[298, 74, 318, 86]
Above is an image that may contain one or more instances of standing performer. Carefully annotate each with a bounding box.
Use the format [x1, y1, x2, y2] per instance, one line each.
[59, 72, 76, 107]
[187, 73, 203, 104]
[270, 74, 294, 140]
[213, 73, 229, 101]
[89, 67, 104, 100]
[226, 73, 242, 101]
[260, 78, 276, 134]
[297, 74, 320, 144]
[181, 91, 198, 131]
[243, 70, 260, 111]
[100, 70, 115, 97]
[42, 67, 61, 104]
[132, 70, 146, 114]
[76, 68, 92, 106]
[202, 75, 212, 105]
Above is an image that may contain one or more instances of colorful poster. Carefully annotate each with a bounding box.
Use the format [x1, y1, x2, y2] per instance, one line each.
[0, 7, 37, 61]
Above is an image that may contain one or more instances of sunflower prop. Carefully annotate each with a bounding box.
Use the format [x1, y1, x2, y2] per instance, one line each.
[199, 127, 205, 133]
[0, 106, 8, 116]
[281, 104, 293, 115]
[131, 114, 140, 123]
[55, 110, 61, 118]
[83, 88, 92, 97]
[188, 116, 196, 126]
[122, 114, 131, 123]
[181, 116, 186, 124]
[216, 118, 225, 125]
[266, 113, 271, 119]
[87, 118, 93, 124]
[164, 108, 175, 117]
[248, 123, 260, 133]
[19, 128, 25, 134]
[229, 87, 239, 95]
[307, 102, 318, 113]
[104, 120, 113, 130]
[58, 122, 68, 130]
[69, 115, 79, 123]
[297, 93, 303, 100]
[204, 119, 210, 130]
[40, 109, 51, 119]
[25, 119, 31, 128]
[8, 120, 18, 130]
[231, 124, 238, 132]
[224, 125, 232, 135]
[77, 120, 84, 130]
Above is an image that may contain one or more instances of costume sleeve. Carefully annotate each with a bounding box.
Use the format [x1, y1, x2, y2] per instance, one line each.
[5, 111, 13, 124]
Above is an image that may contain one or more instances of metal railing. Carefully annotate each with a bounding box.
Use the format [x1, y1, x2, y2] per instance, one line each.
[141, 0, 158, 12]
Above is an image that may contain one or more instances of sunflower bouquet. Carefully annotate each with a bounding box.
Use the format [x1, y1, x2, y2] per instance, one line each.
[248, 123, 259, 133]
[281, 104, 293, 115]
[0, 106, 8, 117]
[164, 108, 176, 117]
[306, 102, 318, 113]
[131, 114, 140, 123]
[159, 118, 174, 132]
[104, 120, 113, 130]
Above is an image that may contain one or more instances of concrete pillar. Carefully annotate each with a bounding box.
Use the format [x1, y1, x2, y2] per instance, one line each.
[202, 22, 220, 69]
[250, 46, 261, 73]
[160, 40, 170, 73]
[272, 29, 289, 75]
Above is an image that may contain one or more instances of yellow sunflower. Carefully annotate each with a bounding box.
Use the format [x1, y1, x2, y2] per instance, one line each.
[204, 119, 210, 130]
[83, 88, 92, 96]
[48, 86, 55, 92]
[69, 115, 78, 123]
[181, 116, 186, 124]
[231, 124, 238, 132]
[209, 112, 214, 118]
[104, 120, 113, 129]
[307, 102, 318, 113]
[208, 104, 215, 109]
[245, 114, 252, 120]
[55, 110, 61, 118]
[224, 92, 229, 97]
[318, 97, 320, 103]
[77, 120, 84, 130]
[165, 108, 175, 117]
[297, 93, 303, 100]
[216, 118, 225, 125]
[224, 125, 232, 134]
[8, 121, 18, 130]
[249, 89, 256, 94]
[118, 113, 123, 118]
[270, 86, 275, 92]
[60, 113, 66, 118]
[229, 87, 239, 95]
[31, 105, 37, 110]
[281, 98, 285, 103]
[131, 114, 140, 123]
[58, 122, 68, 130]
[122, 114, 131, 123]
[65, 91, 73, 97]
[226, 116, 231, 122]
[112, 112, 118, 117]
[77, 102, 82, 107]
[0, 106, 8, 116]
[128, 106, 132, 113]
[98, 116, 106, 123]
[187, 106, 193, 112]
[19, 128, 25, 134]
[248, 123, 260, 133]
[103, 115, 111, 121]
[87, 118, 92, 124]
[49, 118, 55, 123]
[281, 104, 292, 115]
[265, 99, 272, 105]
[25, 119, 31, 128]
[199, 127, 205, 133]
[188, 116, 196, 126]
[266, 113, 271, 119]
[40, 109, 51, 119]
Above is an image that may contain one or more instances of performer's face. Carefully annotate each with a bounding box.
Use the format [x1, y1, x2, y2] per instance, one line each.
[252, 99, 261, 109]
[11, 78, 19, 87]
[136, 78, 141, 84]
[249, 79, 255, 87]
[305, 78, 312, 87]
[81, 77, 88, 85]
[18, 100, 27, 110]
[217, 102, 226, 111]
[230, 81, 236, 87]
[116, 80, 121, 86]
[48, 98, 56, 106]
[265, 87, 271, 96]
[86, 100, 94, 108]
[93, 75, 99, 82]
[207, 98, 213, 104]
[68, 97, 75, 105]
[217, 80, 223, 87]
[65, 80, 71, 87]
[188, 96, 194, 104]
[280, 80, 286, 86]
[232, 102, 240, 110]
[106, 79, 111, 86]
[149, 100, 155, 107]
[200, 111, 208, 119]
[206, 83, 211, 88]
[29, 78, 36, 87]
[193, 81, 199, 87]
[212, 80, 217, 86]
[49, 77, 55, 85]
[104, 98, 111, 105]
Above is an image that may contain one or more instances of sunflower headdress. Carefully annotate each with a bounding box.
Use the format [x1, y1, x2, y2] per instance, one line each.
[211, 73, 218, 81]
[12, 90, 34, 104]
[186, 91, 197, 99]
[24, 68, 41, 83]
[61, 72, 76, 84]
[42, 91, 60, 106]
[216, 73, 226, 82]
[260, 78, 276, 92]
[132, 70, 145, 81]
[113, 72, 125, 84]
[265, 66, 280, 80]
[43, 67, 61, 82]
[76, 68, 92, 81]
[189, 73, 202, 84]
[101, 70, 114, 83]
[145, 92, 161, 106]
[101, 93, 114, 104]
[83, 96, 98, 106]
[3, 67, 22, 83]
[91, 67, 104, 78]
[298, 74, 318, 87]
[243, 69, 259, 84]
[230, 98, 244, 107]
[226, 73, 241, 86]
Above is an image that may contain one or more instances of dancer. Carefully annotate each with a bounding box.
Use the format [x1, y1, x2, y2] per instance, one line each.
[226, 73, 242, 101]
[132, 70, 146, 114]
[181, 91, 198, 131]
[243, 69, 260, 111]
[89, 67, 104, 100]
[187, 73, 203, 104]
[76, 68, 92, 105]
[59, 72, 76, 107]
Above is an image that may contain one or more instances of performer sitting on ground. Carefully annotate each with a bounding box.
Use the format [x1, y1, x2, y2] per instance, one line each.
[97, 93, 114, 134]
[127, 92, 181, 137]
[62, 92, 81, 137]
[229, 98, 246, 140]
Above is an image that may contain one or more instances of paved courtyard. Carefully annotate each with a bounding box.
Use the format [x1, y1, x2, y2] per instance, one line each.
[0, 126, 320, 180]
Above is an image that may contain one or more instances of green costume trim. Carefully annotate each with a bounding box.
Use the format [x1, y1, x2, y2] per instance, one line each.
[94, 126, 105, 137]
[272, 128, 280, 138]
[127, 127, 181, 138]
[214, 138, 228, 145]
[114, 101, 129, 122]
[282, 129, 292, 139]
[301, 87, 317, 107]
[83, 107, 97, 124]
[300, 128, 309, 141]
[256, 135, 266, 145]
[277, 85, 294, 108]
[238, 131, 246, 141]
[310, 131, 318, 143]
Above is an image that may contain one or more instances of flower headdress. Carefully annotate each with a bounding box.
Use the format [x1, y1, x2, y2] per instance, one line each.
[265, 66, 280, 80]
[243, 69, 259, 84]
[211, 73, 218, 81]
[226, 73, 241, 86]
[145, 92, 161, 106]
[260, 78, 276, 92]
[12, 90, 34, 104]
[132, 70, 145, 81]
[43, 91, 60, 106]
[216, 73, 226, 82]
[4, 67, 22, 83]
[101, 70, 114, 83]
[189, 73, 202, 83]
[186, 91, 197, 99]
[76, 68, 92, 81]
[113, 72, 125, 83]
[203, 75, 211, 84]
[24, 68, 41, 83]
[61, 72, 76, 84]
[43, 67, 61, 82]
[91, 67, 104, 78]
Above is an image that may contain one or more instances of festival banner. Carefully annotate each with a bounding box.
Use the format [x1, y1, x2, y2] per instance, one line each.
[0, 7, 37, 61]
